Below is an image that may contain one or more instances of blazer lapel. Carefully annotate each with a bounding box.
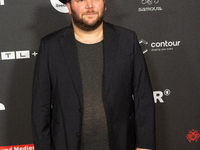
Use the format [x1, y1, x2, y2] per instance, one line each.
[103, 22, 119, 98]
[59, 25, 83, 108]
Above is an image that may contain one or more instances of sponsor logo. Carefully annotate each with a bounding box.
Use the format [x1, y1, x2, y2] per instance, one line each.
[151, 40, 181, 52]
[138, 0, 163, 12]
[16, 51, 30, 59]
[0, 103, 5, 111]
[139, 39, 181, 52]
[0, 0, 5, 5]
[139, 39, 148, 54]
[50, 0, 69, 13]
[32, 51, 38, 56]
[1, 51, 15, 60]
[153, 89, 171, 103]
[186, 129, 200, 142]
[0, 50, 37, 60]
[1, 50, 30, 60]
[0, 144, 34, 150]
[141, 0, 159, 5]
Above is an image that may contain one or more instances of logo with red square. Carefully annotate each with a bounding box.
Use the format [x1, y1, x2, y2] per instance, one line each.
[186, 129, 200, 142]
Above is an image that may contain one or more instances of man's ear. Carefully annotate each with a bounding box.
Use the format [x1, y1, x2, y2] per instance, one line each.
[66, 3, 72, 14]
[104, 0, 107, 11]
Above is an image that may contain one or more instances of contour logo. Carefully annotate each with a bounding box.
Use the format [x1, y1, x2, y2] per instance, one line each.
[151, 40, 181, 52]
[139, 39, 181, 52]
[0, 103, 5, 111]
[0, 0, 5, 5]
[50, 0, 69, 13]
[151, 40, 181, 48]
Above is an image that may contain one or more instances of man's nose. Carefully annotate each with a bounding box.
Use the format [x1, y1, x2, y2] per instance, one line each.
[85, 0, 94, 9]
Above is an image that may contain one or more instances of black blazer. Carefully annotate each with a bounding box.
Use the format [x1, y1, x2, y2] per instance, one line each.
[32, 22, 155, 150]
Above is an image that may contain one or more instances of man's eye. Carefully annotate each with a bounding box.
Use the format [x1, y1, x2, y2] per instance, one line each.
[77, 0, 84, 2]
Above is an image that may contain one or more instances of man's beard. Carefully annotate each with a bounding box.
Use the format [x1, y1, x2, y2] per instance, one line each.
[71, 5, 105, 31]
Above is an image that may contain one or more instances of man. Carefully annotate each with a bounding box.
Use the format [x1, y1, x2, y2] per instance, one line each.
[32, 0, 155, 150]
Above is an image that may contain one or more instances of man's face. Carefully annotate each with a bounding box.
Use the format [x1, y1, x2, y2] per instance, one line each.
[67, 0, 106, 31]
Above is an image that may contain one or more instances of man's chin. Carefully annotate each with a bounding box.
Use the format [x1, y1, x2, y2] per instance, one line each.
[83, 17, 98, 24]
[83, 21, 98, 27]
[72, 14, 104, 31]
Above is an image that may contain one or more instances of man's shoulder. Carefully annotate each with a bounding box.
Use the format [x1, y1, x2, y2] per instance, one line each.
[42, 24, 72, 41]
[104, 22, 137, 36]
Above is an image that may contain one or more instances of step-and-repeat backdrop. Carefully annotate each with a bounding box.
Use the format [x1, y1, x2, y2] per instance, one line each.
[0, 0, 200, 149]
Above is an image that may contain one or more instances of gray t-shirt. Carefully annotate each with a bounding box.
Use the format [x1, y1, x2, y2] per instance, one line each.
[76, 40, 110, 150]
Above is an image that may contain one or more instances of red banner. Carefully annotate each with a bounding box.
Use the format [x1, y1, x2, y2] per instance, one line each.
[0, 144, 34, 150]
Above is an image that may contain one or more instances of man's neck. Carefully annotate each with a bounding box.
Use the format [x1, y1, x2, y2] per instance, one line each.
[72, 22, 104, 44]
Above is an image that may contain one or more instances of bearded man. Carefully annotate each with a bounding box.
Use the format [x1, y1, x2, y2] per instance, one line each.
[32, 0, 155, 150]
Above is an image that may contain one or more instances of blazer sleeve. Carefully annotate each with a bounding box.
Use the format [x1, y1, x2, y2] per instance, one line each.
[132, 33, 156, 149]
[32, 39, 52, 150]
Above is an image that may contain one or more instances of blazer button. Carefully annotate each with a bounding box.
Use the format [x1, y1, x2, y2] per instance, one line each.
[79, 108, 83, 113]
[77, 132, 80, 137]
